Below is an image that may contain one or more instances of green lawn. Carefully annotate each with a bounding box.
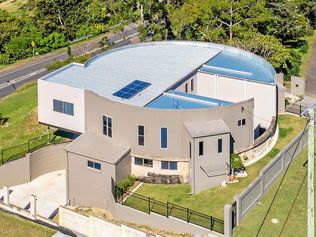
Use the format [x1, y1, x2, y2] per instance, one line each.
[0, 210, 55, 237]
[0, 82, 48, 150]
[128, 114, 307, 219]
[234, 144, 315, 237]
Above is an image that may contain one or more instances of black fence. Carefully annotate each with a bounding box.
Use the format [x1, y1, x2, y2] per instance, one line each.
[114, 185, 224, 234]
[0, 133, 64, 165]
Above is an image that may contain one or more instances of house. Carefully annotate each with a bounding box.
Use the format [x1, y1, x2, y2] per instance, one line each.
[37, 41, 277, 210]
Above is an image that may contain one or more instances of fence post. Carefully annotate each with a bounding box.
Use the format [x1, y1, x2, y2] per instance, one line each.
[167, 201, 169, 218]
[148, 197, 150, 214]
[210, 216, 214, 231]
[234, 196, 241, 226]
[224, 204, 233, 237]
[186, 208, 189, 223]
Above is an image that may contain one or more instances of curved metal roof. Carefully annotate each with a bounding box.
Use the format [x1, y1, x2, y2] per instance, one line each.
[42, 41, 275, 108]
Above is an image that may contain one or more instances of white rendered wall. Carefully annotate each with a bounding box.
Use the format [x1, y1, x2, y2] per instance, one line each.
[38, 80, 85, 133]
[196, 72, 276, 129]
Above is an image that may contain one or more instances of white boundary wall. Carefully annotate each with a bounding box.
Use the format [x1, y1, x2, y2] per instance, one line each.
[59, 206, 160, 237]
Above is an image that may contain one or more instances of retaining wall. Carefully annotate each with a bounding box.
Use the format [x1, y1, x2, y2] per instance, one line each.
[59, 206, 158, 237]
[0, 143, 69, 187]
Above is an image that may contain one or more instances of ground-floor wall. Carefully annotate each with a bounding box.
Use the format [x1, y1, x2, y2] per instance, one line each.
[67, 152, 116, 213]
[131, 156, 189, 183]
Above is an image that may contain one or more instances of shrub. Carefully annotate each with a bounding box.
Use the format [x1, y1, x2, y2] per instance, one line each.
[116, 175, 137, 193]
[230, 153, 243, 170]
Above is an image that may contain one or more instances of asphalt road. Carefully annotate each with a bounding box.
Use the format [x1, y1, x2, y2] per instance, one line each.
[0, 24, 138, 98]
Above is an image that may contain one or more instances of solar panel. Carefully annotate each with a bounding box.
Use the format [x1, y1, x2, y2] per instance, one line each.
[113, 80, 151, 99]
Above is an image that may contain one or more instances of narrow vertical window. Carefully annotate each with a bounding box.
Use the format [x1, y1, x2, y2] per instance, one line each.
[103, 115, 112, 138]
[138, 125, 145, 146]
[108, 117, 112, 138]
[199, 141, 204, 156]
[185, 83, 188, 93]
[189, 142, 192, 158]
[190, 79, 194, 91]
[242, 118, 246, 126]
[161, 127, 168, 149]
[218, 139, 223, 153]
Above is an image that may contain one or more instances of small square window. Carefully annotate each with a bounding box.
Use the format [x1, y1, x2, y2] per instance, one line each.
[134, 157, 143, 166]
[161, 161, 169, 169]
[169, 161, 177, 170]
[87, 160, 94, 168]
[94, 162, 101, 170]
[144, 159, 153, 167]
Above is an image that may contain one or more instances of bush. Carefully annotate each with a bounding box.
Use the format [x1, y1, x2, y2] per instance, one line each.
[230, 153, 243, 169]
[116, 175, 137, 193]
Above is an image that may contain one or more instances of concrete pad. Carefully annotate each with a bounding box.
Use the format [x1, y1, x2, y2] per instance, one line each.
[0, 170, 66, 219]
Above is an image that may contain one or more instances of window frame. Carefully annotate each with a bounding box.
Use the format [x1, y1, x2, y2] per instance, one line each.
[134, 157, 153, 168]
[87, 160, 101, 171]
[160, 127, 168, 149]
[185, 83, 188, 93]
[161, 161, 178, 170]
[190, 79, 194, 91]
[137, 124, 145, 146]
[53, 99, 74, 116]
[218, 138, 223, 153]
[199, 141, 204, 156]
[102, 115, 113, 138]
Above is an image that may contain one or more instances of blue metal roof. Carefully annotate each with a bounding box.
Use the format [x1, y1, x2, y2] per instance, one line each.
[199, 50, 276, 84]
[146, 90, 232, 110]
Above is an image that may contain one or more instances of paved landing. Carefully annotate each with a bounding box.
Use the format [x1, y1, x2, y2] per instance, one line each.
[0, 170, 66, 219]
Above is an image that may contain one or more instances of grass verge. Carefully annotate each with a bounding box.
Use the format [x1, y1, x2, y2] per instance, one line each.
[0, 210, 55, 237]
[234, 143, 315, 237]
[128, 114, 306, 219]
[0, 82, 48, 150]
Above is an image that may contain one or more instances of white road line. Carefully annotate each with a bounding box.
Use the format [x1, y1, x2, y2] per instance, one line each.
[0, 68, 47, 90]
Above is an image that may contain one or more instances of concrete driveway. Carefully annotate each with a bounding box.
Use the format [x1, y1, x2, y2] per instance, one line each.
[0, 170, 66, 219]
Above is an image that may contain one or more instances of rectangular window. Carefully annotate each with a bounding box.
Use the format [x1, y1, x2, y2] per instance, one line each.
[199, 141, 204, 156]
[218, 139, 223, 153]
[134, 157, 153, 167]
[185, 83, 188, 93]
[169, 161, 177, 170]
[238, 120, 242, 127]
[53, 100, 62, 113]
[87, 160, 101, 171]
[190, 79, 194, 91]
[161, 161, 178, 170]
[103, 115, 112, 138]
[138, 125, 145, 146]
[144, 159, 153, 167]
[161, 127, 168, 149]
[189, 142, 191, 159]
[134, 157, 143, 166]
[242, 118, 246, 126]
[238, 119, 246, 127]
[53, 99, 74, 116]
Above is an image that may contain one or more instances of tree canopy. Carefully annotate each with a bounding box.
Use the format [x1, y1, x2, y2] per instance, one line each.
[0, 0, 315, 79]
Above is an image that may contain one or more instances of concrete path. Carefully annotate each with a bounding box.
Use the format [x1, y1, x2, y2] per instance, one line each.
[0, 170, 66, 219]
